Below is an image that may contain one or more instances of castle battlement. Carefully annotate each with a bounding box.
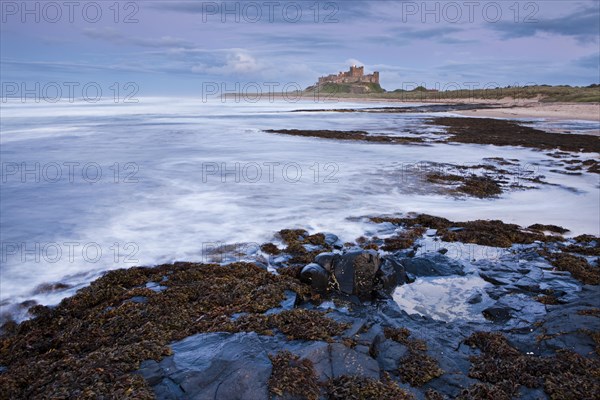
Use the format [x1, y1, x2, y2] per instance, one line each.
[318, 65, 379, 85]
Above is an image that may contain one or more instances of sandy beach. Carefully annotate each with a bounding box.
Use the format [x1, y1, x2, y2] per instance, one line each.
[285, 95, 600, 122]
[263, 93, 600, 123]
[454, 100, 600, 122]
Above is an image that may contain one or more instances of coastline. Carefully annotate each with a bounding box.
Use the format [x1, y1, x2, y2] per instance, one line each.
[260, 94, 600, 122]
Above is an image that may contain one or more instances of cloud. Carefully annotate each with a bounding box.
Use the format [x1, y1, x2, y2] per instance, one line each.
[369, 26, 474, 46]
[346, 58, 365, 67]
[396, 26, 463, 39]
[0, 59, 154, 74]
[575, 53, 600, 69]
[191, 50, 262, 76]
[490, 5, 600, 43]
[83, 27, 194, 49]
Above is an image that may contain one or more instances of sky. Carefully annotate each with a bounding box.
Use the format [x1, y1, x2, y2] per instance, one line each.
[1, 0, 599, 97]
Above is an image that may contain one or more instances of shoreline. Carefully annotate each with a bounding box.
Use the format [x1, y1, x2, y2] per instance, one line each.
[2, 214, 599, 399]
[256, 94, 600, 122]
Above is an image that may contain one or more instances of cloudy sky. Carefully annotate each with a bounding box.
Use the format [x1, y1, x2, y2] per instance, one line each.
[1, 0, 599, 96]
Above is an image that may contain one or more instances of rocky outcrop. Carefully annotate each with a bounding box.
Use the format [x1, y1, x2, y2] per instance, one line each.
[139, 332, 273, 400]
[2, 220, 599, 400]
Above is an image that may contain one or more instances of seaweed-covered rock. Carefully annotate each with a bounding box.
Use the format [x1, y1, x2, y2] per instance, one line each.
[332, 250, 380, 299]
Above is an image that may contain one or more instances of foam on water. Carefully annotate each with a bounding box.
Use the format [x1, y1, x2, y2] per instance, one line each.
[1, 97, 598, 319]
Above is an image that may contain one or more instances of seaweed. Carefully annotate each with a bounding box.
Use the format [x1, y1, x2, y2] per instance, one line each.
[464, 332, 600, 399]
[457, 176, 502, 198]
[381, 227, 426, 251]
[372, 213, 561, 248]
[261, 243, 282, 255]
[428, 117, 600, 153]
[325, 374, 414, 400]
[542, 252, 600, 285]
[277, 229, 332, 265]
[384, 327, 444, 386]
[0, 262, 311, 399]
[268, 351, 320, 400]
[528, 224, 569, 234]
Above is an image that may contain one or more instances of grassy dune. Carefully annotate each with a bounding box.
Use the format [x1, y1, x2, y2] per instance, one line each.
[301, 84, 600, 103]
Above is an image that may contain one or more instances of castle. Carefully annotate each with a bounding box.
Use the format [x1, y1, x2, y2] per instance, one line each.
[318, 65, 379, 85]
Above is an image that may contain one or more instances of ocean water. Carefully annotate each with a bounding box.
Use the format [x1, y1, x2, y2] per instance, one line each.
[1, 97, 598, 320]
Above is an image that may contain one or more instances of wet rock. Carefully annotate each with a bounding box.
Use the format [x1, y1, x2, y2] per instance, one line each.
[379, 256, 412, 291]
[324, 233, 343, 248]
[303, 244, 323, 252]
[314, 252, 339, 273]
[376, 340, 409, 371]
[145, 281, 167, 293]
[482, 306, 512, 324]
[356, 323, 386, 354]
[397, 253, 465, 277]
[376, 258, 398, 293]
[332, 250, 380, 298]
[300, 263, 329, 293]
[330, 342, 380, 379]
[33, 282, 71, 294]
[343, 318, 368, 339]
[265, 290, 298, 315]
[291, 341, 380, 382]
[479, 272, 511, 286]
[467, 292, 483, 304]
[138, 360, 163, 386]
[142, 332, 272, 400]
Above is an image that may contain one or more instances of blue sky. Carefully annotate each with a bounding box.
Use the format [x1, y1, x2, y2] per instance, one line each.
[1, 0, 599, 96]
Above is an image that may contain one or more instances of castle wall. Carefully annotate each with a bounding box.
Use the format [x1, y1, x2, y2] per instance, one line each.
[318, 66, 379, 85]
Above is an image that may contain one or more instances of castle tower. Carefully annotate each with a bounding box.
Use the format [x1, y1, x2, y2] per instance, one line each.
[349, 65, 364, 78]
[372, 71, 379, 84]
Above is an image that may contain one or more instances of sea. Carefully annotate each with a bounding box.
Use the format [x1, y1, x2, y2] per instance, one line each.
[1, 97, 598, 322]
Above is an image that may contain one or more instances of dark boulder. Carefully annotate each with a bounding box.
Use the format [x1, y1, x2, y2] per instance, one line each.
[314, 252, 340, 273]
[332, 250, 380, 299]
[378, 256, 412, 293]
[300, 263, 330, 293]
